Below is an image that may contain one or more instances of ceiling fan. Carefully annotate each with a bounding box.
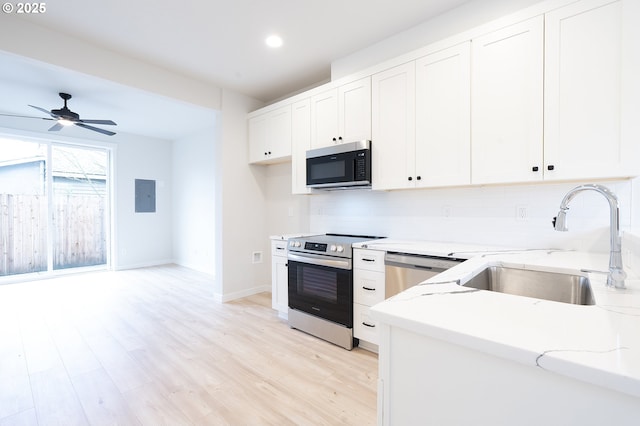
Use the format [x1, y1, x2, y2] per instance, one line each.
[0, 92, 117, 136]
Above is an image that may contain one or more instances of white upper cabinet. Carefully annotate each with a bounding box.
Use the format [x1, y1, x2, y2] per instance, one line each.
[471, 16, 544, 185]
[249, 105, 292, 164]
[291, 98, 312, 194]
[415, 41, 471, 188]
[338, 77, 372, 143]
[310, 89, 339, 149]
[544, 0, 631, 180]
[311, 77, 371, 148]
[372, 62, 416, 190]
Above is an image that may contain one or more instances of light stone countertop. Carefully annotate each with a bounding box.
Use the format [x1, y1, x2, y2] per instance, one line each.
[367, 240, 640, 399]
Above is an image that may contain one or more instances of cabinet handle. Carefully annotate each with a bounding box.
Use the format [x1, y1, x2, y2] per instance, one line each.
[332, 137, 337, 142]
[547, 165, 555, 171]
[338, 136, 343, 141]
[408, 176, 413, 181]
[362, 286, 376, 291]
[361, 258, 375, 262]
[416, 176, 422, 181]
[532, 166, 539, 172]
[362, 322, 376, 328]
[264, 152, 268, 156]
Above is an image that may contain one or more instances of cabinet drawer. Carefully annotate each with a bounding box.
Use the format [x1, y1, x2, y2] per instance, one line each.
[354, 303, 379, 345]
[271, 240, 288, 257]
[353, 249, 385, 272]
[354, 269, 385, 305]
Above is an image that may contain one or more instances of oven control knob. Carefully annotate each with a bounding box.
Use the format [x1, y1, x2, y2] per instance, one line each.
[330, 245, 337, 252]
[336, 245, 344, 253]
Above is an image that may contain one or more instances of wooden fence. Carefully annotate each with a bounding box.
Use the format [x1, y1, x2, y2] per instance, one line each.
[0, 194, 106, 276]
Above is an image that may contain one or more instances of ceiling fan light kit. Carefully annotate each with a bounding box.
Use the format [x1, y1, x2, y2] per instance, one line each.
[0, 92, 118, 136]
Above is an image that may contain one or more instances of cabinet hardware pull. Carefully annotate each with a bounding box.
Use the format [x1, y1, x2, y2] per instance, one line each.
[332, 137, 337, 141]
[532, 166, 539, 172]
[408, 176, 413, 181]
[362, 322, 376, 328]
[338, 136, 343, 141]
[362, 286, 376, 291]
[362, 258, 375, 262]
[547, 165, 555, 170]
[416, 176, 422, 180]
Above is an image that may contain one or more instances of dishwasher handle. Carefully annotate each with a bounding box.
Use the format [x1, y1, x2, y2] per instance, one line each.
[385, 252, 463, 272]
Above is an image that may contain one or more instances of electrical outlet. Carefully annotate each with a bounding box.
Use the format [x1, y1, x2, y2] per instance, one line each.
[516, 205, 528, 222]
[252, 251, 263, 264]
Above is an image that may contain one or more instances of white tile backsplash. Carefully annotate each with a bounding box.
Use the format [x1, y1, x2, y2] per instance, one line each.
[309, 178, 637, 252]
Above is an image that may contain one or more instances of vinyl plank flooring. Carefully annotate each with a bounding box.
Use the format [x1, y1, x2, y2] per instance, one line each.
[30, 367, 88, 426]
[69, 369, 141, 426]
[0, 265, 378, 426]
[0, 374, 33, 420]
[0, 408, 38, 426]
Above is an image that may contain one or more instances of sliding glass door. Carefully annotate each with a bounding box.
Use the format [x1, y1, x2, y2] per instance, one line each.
[51, 145, 109, 270]
[0, 139, 48, 275]
[0, 137, 110, 277]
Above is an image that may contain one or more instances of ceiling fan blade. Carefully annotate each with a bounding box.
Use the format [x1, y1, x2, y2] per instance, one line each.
[75, 122, 116, 136]
[0, 112, 55, 121]
[80, 119, 117, 126]
[29, 104, 56, 118]
[48, 122, 64, 132]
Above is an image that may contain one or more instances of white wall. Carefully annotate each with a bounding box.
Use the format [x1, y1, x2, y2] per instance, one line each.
[172, 123, 219, 275]
[0, 18, 221, 110]
[309, 179, 636, 254]
[215, 89, 268, 301]
[331, 0, 546, 80]
[265, 163, 310, 236]
[113, 133, 174, 269]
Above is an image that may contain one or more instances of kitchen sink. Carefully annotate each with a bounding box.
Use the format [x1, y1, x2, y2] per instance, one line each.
[460, 266, 595, 305]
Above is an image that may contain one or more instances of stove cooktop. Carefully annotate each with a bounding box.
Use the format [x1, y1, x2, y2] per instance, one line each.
[288, 233, 383, 258]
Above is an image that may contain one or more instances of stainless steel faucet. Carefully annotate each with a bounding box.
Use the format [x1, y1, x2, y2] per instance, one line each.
[553, 184, 626, 289]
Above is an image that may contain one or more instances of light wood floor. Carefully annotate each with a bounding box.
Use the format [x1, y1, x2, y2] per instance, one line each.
[0, 265, 378, 425]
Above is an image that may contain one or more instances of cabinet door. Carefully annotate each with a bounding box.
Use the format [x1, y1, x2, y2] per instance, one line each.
[267, 105, 292, 160]
[291, 99, 312, 194]
[471, 16, 544, 184]
[339, 77, 372, 142]
[271, 241, 289, 314]
[310, 89, 339, 148]
[248, 113, 268, 163]
[371, 62, 416, 190]
[544, 0, 626, 180]
[248, 105, 292, 164]
[416, 42, 471, 188]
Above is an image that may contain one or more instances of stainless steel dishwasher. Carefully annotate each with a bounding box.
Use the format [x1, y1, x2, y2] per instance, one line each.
[385, 252, 464, 297]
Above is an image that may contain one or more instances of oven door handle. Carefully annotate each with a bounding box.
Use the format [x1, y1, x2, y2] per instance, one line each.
[287, 253, 352, 270]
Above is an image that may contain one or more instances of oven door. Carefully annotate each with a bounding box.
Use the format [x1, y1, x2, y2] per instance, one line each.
[287, 253, 353, 327]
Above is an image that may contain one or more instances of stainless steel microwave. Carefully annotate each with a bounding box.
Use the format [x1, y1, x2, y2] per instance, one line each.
[306, 140, 371, 189]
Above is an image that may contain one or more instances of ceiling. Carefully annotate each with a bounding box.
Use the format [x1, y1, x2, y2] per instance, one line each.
[0, 0, 474, 140]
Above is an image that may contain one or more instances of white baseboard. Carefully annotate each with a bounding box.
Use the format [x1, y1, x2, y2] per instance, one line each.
[113, 258, 175, 271]
[218, 284, 271, 303]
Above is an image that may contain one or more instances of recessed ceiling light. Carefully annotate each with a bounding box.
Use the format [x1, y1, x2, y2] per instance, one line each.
[265, 35, 283, 48]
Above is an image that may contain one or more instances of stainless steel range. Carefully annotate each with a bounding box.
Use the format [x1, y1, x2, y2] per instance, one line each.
[287, 233, 380, 350]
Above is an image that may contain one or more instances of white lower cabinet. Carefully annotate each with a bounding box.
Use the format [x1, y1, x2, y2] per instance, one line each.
[271, 240, 288, 318]
[353, 248, 385, 347]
